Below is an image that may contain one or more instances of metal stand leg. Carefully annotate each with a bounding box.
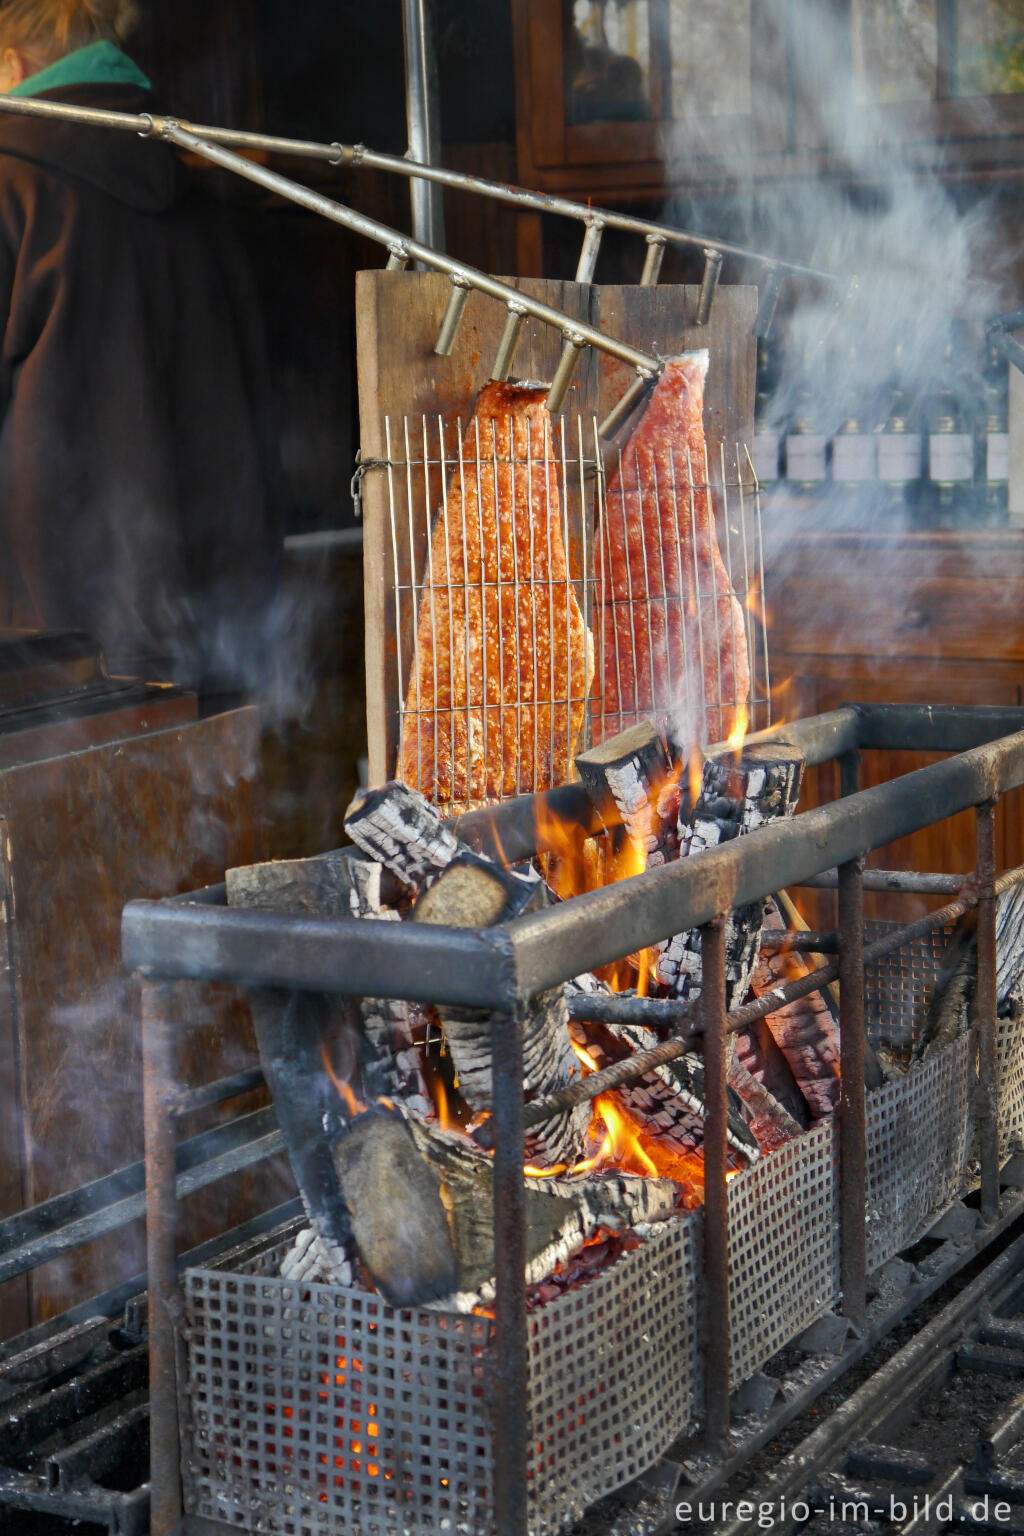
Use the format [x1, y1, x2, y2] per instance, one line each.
[839, 856, 867, 1331]
[492, 1008, 528, 1536]
[701, 916, 731, 1454]
[974, 800, 1000, 1223]
[142, 979, 183, 1536]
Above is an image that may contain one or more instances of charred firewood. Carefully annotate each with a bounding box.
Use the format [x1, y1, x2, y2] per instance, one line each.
[225, 847, 383, 917]
[569, 1014, 760, 1163]
[749, 898, 843, 1117]
[733, 1020, 812, 1131]
[656, 742, 806, 1004]
[412, 854, 591, 1170]
[329, 1104, 676, 1309]
[344, 780, 463, 890]
[575, 720, 679, 867]
[725, 1056, 803, 1150]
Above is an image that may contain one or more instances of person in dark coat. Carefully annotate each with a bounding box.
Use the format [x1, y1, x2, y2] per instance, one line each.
[0, 0, 279, 694]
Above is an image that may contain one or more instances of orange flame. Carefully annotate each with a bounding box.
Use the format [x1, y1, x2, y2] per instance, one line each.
[727, 702, 749, 753]
[321, 1041, 364, 1117]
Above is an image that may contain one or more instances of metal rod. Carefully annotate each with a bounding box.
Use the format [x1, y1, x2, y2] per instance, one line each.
[755, 267, 784, 337]
[434, 275, 470, 355]
[154, 122, 663, 378]
[0, 95, 835, 284]
[546, 332, 586, 414]
[491, 302, 527, 382]
[508, 728, 1024, 1000]
[491, 1010, 529, 1536]
[640, 234, 666, 287]
[701, 917, 732, 1454]
[840, 748, 860, 800]
[838, 857, 867, 1332]
[974, 800, 1000, 1223]
[171, 1065, 265, 1117]
[123, 715, 1024, 1007]
[759, 930, 840, 954]
[402, 0, 445, 255]
[696, 249, 723, 327]
[141, 980, 182, 1536]
[597, 371, 656, 442]
[797, 868, 963, 894]
[496, 869, 1024, 1143]
[574, 219, 604, 284]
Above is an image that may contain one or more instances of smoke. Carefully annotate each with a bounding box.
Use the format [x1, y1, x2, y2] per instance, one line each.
[662, 0, 1017, 539]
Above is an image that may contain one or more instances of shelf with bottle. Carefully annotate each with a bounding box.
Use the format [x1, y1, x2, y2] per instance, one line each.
[752, 323, 1010, 529]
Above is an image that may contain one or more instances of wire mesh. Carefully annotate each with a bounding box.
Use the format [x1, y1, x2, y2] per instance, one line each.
[381, 412, 770, 813]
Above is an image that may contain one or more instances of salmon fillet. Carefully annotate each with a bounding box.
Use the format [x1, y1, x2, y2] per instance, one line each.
[399, 382, 593, 806]
[596, 352, 750, 746]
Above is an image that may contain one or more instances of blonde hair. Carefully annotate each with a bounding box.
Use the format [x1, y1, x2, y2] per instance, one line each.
[0, 0, 140, 65]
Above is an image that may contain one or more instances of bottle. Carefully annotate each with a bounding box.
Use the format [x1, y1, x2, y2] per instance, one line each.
[830, 344, 877, 514]
[751, 334, 781, 493]
[783, 347, 828, 496]
[977, 337, 1009, 525]
[876, 343, 923, 520]
[925, 332, 975, 527]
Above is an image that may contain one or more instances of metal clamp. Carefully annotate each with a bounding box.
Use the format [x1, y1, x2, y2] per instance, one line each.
[350, 452, 388, 517]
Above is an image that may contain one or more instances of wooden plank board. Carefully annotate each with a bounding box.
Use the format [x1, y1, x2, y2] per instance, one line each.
[357, 270, 756, 786]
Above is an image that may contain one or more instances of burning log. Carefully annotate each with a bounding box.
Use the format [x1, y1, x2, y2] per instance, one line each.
[344, 779, 463, 890]
[656, 741, 806, 1005]
[568, 1012, 759, 1165]
[411, 851, 591, 1169]
[575, 720, 679, 867]
[330, 1104, 676, 1310]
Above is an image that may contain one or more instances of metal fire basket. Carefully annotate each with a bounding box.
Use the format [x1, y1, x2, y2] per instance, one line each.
[123, 703, 1024, 1536]
[378, 413, 770, 812]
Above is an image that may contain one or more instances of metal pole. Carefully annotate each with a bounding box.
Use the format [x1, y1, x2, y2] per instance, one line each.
[142, 980, 183, 1536]
[701, 916, 732, 1454]
[402, 0, 445, 256]
[157, 123, 662, 379]
[974, 799, 1000, 1223]
[0, 92, 838, 286]
[492, 1009, 528, 1536]
[838, 857, 867, 1331]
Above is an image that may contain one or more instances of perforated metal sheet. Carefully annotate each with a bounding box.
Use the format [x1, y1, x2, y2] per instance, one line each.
[865, 1033, 972, 1273]
[182, 1216, 700, 1536]
[726, 1119, 839, 1386]
[997, 1005, 1024, 1156]
[864, 920, 953, 1065]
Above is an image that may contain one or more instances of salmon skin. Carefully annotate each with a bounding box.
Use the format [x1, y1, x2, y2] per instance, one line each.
[399, 381, 593, 807]
[596, 352, 750, 747]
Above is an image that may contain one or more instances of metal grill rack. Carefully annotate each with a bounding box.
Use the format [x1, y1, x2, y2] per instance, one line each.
[384, 413, 770, 811]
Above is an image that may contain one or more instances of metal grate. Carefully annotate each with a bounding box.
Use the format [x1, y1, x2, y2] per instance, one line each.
[865, 1033, 972, 1272]
[382, 413, 770, 812]
[864, 919, 953, 1065]
[180, 930, 985, 1536]
[183, 1218, 700, 1536]
[726, 1120, 839, 1387]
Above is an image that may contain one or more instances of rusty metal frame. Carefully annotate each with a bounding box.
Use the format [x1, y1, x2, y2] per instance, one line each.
[124, 702, 1024, 1536]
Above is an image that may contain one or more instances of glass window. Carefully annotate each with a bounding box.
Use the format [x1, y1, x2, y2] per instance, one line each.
[669, 0, 752, 118]
[852, 0, 938, 103]
[565, 0, 653, 124]
[955, 0, 1024, 98]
